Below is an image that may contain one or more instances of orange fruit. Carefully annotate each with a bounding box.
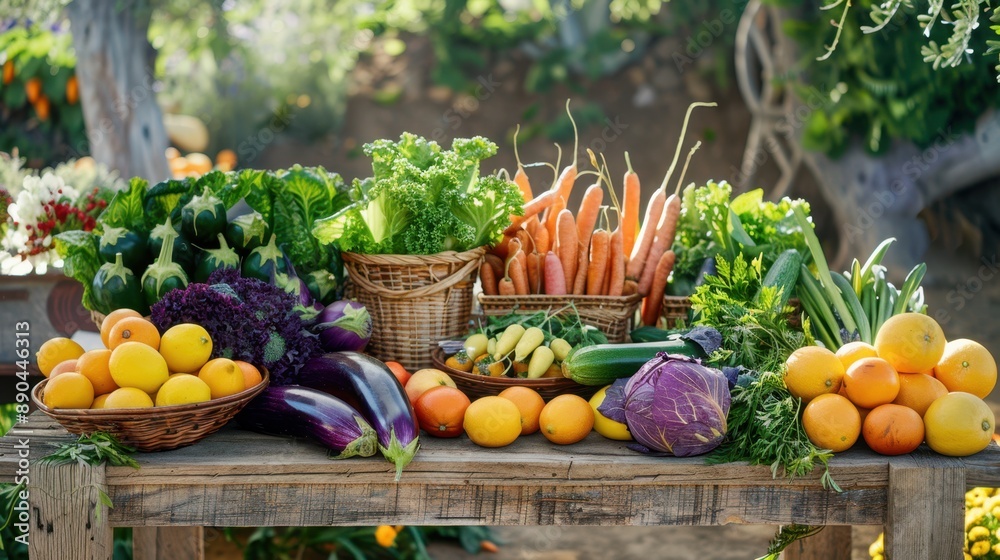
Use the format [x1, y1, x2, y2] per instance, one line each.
[34, 95, 50, 121]
[538, 394, 595, 445]
[835, 341, 878, 371]
[234, 361, 263, 389]
[414, 386, 471, 438]
[36, 337, 85, 377]
[100, 309, 143, 348]
[24, 77, 41, 103]
[874, 313, 946, 374]
[48, 359, 78, 378]
[108, 317, 160, 350]
[801, 393, 861, 452]
[65, 75, 78, 105]
[923, 392, 995, 457]
[43, 372, 94, 409]
[862, 404, 924, 456]
[844, 357, 900, 409]
[385, 361, 411, 387]
[2, 60, 13, 85]
[498, 386, 545, 436]
[463, 396, 522, 447]
[91, 394, 111, 409]
[892, 373, 947, 417]
[75, 349, 118, 395]
[198, 358, 246, 399]
[783, 346, 846, 402]
[933, 339, 997, 399]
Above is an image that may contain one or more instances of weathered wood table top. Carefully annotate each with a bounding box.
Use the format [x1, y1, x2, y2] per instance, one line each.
[2, 412, 997, 560]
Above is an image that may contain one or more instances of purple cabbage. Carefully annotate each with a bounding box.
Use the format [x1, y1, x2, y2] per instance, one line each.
[313, 300, 372, 352]
[599, 353, 730, 457]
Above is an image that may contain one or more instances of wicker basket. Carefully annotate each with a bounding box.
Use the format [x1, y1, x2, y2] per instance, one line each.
[477, 294, 641, 343]
[31, 369, 270, 452]
[661, 295, 803, 329]
[431, 347, 597, 401]
[343, 248, 485, 371]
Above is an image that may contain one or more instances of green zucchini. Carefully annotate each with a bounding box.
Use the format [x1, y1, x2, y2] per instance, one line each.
[758, 249, 801, 309]
[561, 335, 711, 386]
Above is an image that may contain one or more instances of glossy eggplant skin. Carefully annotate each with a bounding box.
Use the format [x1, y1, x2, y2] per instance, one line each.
[298, 352, 419, 480]
[236, 385, 377, 459]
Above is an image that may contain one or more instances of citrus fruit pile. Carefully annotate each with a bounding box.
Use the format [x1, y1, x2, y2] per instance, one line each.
[784, 313, 996, 457]
[395, 362, 605, 448]
[36, 308, 263, 411]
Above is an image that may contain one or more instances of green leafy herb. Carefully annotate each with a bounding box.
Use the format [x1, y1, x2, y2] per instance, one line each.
[42, 432, 140, 470]
[313, 133, 523, 255]
[756, 525, 825, 560]
[707, 370, 839, 491]
[691, 254, 810, 374]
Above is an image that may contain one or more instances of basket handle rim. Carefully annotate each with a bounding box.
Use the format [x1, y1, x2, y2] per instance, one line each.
[346, 254, 484, 299]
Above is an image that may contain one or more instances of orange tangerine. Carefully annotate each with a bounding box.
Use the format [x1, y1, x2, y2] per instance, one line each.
[108, 317, 160, 350]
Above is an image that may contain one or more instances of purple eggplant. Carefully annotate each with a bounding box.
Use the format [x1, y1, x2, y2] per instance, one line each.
[298, 352, 418, 480]
[313, 300, 372, 352]
[236, 385, 377, 459]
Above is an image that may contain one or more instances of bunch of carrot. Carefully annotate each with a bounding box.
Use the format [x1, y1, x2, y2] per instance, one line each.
[480, 100, 717, 329]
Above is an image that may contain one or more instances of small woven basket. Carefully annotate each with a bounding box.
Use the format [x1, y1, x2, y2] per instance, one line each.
[477, 294, 641, 343]
[343, 248, 485, 370]
[31, 369, 269, 452]
[431, 347, 597, 401]
[661, 296, 803, 329]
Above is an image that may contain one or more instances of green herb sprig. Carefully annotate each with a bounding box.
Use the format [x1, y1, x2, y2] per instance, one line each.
[42, 432, 140, 469]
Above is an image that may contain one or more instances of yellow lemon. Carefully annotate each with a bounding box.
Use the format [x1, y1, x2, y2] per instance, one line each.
[934, 339, 997, 399]
[835, 341, 878, 371]
[874, 312, 946, 374]
[589, 386, 631, 441]
[463, 396, 522, 447]
[103, 387, 154, 409]
[198, 358, 246, 399]
[109, 342, 169, 393]
[156, 374, 212, 407]
[36, 337, 85, 377]
[91, 394, 111, 409]
[159, 324, 213, 373]
[42, 372, 94, 409]
[923, 392, 995, 457]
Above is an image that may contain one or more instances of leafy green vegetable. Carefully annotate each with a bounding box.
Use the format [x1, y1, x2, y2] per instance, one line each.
[707, 369, 839, 491]
[313, 133, 523, 255]
[691, 254, 811, 374]
[53, 230, 101, 310]
[99, 177, 147, 233]
[671, 181, 811, 295]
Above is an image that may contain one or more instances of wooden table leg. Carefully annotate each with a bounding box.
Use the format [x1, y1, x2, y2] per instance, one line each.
[134, 527, 205, 560]
[885, 454, 965, 559]
[781, 525, 852, 560]
[30, 460, 112, 560]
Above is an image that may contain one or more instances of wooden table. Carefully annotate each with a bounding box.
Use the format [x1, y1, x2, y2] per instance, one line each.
[2, 412, 997, 560]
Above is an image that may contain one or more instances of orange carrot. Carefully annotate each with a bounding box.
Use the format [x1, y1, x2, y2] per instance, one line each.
[641, 250, 676, 326]
[498, 276, 515, 295]
[555, 99, 580, 203]
[627, 188, 665, 281]
[484, 254, 504, 278]
[623, 279, 638, 296]
[480, 541, 500, 554]
[543, 195, 567, 247]
[512, 124, 533, 203]
[586, 229, 610, 295]
[516, 229, 534, 255]
[608, 227, 625, 296]
[555, 209, 578, 289]
[526, 251, 542, 294]
[508, 255, 529, 295]
[621, 152, 641, 258]
[505, 188, 559, 234]
[480, 262, 498, 295]
[544, 251, 567, 295]
[576, 183, 604, 252]
[534, 220, 551, 254]
[525, 215, 539, 239]
[571, 248, 588, 295]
